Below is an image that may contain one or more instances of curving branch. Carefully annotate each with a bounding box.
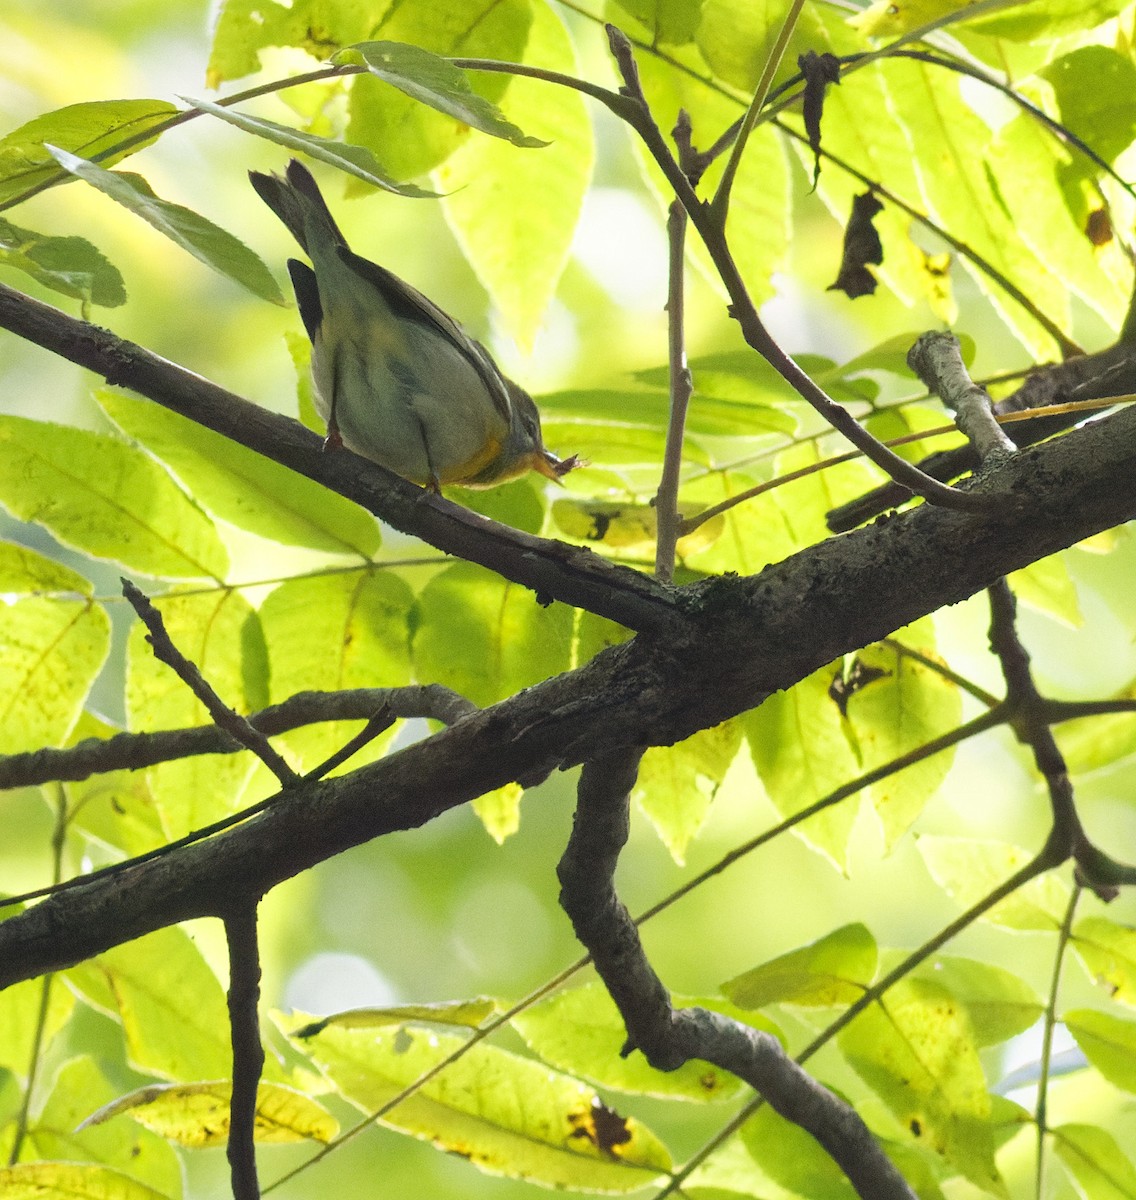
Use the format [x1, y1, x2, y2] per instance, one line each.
[557, 752, 916, 1200]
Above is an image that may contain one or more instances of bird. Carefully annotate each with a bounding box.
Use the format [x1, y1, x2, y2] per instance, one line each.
[249, 159, 578, 491]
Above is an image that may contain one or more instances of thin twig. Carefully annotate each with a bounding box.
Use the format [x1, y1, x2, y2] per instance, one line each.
[604, 26, 1000, 516]
[122, 579, 299, 787]
[654, 112, 696, 583]
[710, 0, 806, 225]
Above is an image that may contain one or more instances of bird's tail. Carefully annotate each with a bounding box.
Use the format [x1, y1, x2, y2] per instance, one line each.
[248, 159, 346, 255]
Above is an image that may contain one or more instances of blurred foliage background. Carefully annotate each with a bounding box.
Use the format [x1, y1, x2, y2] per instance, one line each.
[4, 0, 1136, 1198]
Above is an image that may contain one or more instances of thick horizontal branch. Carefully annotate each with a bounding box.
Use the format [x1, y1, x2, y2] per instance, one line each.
[2, 399, 1135, 987]
[0, 283, 677, 636]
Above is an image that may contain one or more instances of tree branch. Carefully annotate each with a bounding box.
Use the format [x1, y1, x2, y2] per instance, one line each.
[3, 398, 1135, 987]
[557, 753, 915, 1200]
[224, 902, 264, 1200]
[0, 686, 474, 792]
[0, 282, 678, 637]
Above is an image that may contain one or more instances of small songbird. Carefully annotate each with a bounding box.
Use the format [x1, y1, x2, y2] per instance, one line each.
[250, 159, 578, 490]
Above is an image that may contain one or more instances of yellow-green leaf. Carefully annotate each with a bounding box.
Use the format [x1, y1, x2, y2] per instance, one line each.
[27, 1056, 181, 1197]
[183, 96, 435, 198]
[907, 955, 1042, 1047]
[80, 1081, 337, 1146]
[97, 390, 381, 557]
[512, 982, 763, 1102]
[0, 974, 75, 1080]
[342, 41, 546, 148]
[723, 923, 877, 1009]
[0, 540, 93, 595]
[0, 594, 109, 754]
[437, 4, 590, 351]
[411, 562, 572, 708]
[635, 719, 743, 864]
[473, 781, 523, 843]
[0, 216, 125, 308]
[66, 924, 236, 1082]
[1072, 915, 1136, 1006]
[0, 98, 176, 206]
[284, 1017, 672, 1191]
[1053, 1123, 1136, 1200]
[345, 0, 532, 181]
[0, 1162, 170, 1200]
[1066, 1008, 1136, 1092]
[0, 417, 228, 580]
[296, 997, 498, 1037]
[917, 836, 1068, 930]
[125, 587, 261, 835]
[838, 978, 1001, 1191]
[47, 147, 282, 302]
[259, 570, 413, 771]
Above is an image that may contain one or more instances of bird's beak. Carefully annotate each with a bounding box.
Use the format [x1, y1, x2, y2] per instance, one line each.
[533, 449, 582, 483]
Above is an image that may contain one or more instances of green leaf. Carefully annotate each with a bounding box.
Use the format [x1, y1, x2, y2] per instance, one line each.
[0, 216, 125, 308]
[1040, 46, 1136, 168]
[341, 41, 546, 149]
[634, 719, 743, 863]
[46, 147, 283, 303]
[723, 923, 878, 1009]
[96, 390, 381, 557]
[847, 625, 963, 848]
[0, 974, 75, 1079]
[259, 570, 413, 772]
[635, 52, 789, 309]
[1052, 1123, 1136, 1200]
[694, 0, 788, 92]
[916, 836, 1069, 930]
[437, 5, 590, 352]
[125, 588, 261, 835]
[66, 927, 236, 1082]
[26, 1057, 180, 1197]
[550, 497, 724, 563]
[0, 594, 109, 754]
[472, 781, 524, 843]
[0, 541, 93, 595]
[512, 982, 769, 1102]
[1066, 1008, 1136, 1092]
[283, 1016, 672, 1190]
[0, 1162, 171, 1200]
[206, 0, 373, 85]
[1072, 915, 1136, 1006]
[81, 1081, 337, 1146]
[965, 0, 1130, 40]
[296, 997, 499, 1037]
[63, 712, 165, 858]
[838, 978, 1002, 1191]
[182, 96, 435, 198]
[986, 113, 1128, 335]
[0, 98, 177, 206]
[1008, 553, 1083, 626]
[411, 562, 573, 708]
[848, 0, 1017, 40]
[906, 956, 1042, 1047]
[0, 417, 229, 581]
[741, 1103, 860, 1200]
[880, 57, 1070, 358]
[608, 0, 703, 45]
[345, 0, 533, 180]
